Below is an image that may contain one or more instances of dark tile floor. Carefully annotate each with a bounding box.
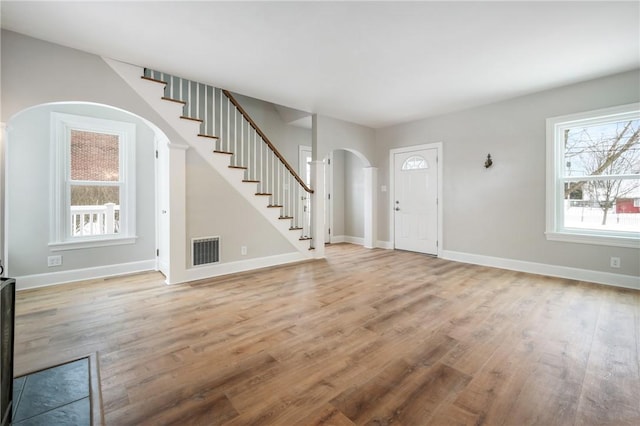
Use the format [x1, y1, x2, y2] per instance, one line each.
[12, 358, 90, 425]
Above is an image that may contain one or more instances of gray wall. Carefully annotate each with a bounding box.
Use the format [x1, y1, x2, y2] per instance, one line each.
[344, 150, 365, 239]
[6, 103, 156, 276]
[2, 30, 298, 278]
[314, 114, 375, 165]
[375, 69, 640, 277]
[312, 114, 374, 242]
[186, 149, 295, 264]
[232, 93, 311, 168]
[4, 30, 637, 280]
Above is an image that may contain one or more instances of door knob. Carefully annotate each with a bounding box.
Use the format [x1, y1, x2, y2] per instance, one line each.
[395, 207, 400, 211]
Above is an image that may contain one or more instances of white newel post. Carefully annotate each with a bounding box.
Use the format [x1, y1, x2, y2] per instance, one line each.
[165, 142, 189, 284]
[310, 160, 326, 258]
[364, 167, 378, 249]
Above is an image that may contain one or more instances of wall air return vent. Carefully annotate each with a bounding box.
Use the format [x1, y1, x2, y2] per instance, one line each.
[192, 236, 220, 266]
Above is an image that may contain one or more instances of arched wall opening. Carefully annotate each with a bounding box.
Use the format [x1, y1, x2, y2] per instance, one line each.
[324, 148, 377, 248]
[3, 101, 169, 289]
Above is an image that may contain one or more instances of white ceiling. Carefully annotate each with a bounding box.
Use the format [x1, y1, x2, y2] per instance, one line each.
[1, 1, 639, 128]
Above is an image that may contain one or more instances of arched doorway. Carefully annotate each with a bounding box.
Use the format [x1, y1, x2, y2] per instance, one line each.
[3, 102, 168, 288]
[325, 148, 377, 249]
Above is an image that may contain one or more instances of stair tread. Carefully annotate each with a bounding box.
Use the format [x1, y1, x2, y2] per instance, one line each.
[162, 97, 186, 105]
[142, 70, 313, 256]
[141, 76, 167, 85]
[180, 115, 204, 122]
[198, 133, 220, 139]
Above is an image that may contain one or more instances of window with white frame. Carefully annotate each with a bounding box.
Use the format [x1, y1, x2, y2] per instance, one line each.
[50, 113, 136, 249]
[546, 103, 640, 248]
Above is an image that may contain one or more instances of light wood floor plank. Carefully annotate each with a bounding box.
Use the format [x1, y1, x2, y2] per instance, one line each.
[13, 243, 640, 425]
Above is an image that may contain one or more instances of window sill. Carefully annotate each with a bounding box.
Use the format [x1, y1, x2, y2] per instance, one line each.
[545, 231, 640, 249]
[49, 236, 138, 251]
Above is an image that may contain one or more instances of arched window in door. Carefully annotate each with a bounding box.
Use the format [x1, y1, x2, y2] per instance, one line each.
[401, 155, 428, 170]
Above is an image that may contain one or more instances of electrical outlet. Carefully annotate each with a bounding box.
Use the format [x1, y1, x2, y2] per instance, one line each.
[47, 255, 62, 267]
[241, 246, 247, 256]
[610, 257, 621, 268]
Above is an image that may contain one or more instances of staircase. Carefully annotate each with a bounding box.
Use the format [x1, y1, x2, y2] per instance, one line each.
[106, 60, 315, 257]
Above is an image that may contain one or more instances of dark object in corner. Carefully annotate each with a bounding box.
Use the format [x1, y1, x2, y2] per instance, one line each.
[1, 278, 16, 426]
[484, 153, 493, 168]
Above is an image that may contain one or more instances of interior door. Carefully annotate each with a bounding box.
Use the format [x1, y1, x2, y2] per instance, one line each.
[393, 148, 438, 254]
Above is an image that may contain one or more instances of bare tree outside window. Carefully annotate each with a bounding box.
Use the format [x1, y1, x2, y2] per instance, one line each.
[563, 119, 640, 229]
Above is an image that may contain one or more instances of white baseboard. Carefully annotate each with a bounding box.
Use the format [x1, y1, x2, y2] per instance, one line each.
[329, 236, 392, 249]
[343, 236, 364, 245]
[14, 259, 156, 291]
[376, 240, 393, 249]
[182, 252, 310, 284]
[330, 235, 346, 244]
[441, 250, 640, 290]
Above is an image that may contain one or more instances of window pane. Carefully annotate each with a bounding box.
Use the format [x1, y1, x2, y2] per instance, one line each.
[402, 155, 428, 170]
[70, 185, 120, 236]
[70, 130, 120, 181]
[564, 119, 640, 177]
[564, 179, 640, 233]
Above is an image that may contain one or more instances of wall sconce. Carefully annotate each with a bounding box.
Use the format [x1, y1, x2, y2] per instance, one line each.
[484, 153, 493, 168]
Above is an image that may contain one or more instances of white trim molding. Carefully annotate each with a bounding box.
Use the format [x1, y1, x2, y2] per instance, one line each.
[545, 103, 640, 248]
[14, 259, 156, 291]
[363, 167, 378, 248]
[376, 240, 393, 249]
[330, 235, 392, 249]
[182, 252, 310, 284]
[441, 250, 640, 290]
[50, 112, 137, 247]
[331, 235, 364, 246]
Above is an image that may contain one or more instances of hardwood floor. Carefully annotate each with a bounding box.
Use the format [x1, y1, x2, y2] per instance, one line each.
[13, 244, 640, 425]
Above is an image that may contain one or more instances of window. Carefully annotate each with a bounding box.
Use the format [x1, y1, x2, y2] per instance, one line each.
[50, 113, 136, 250]
[546, 103, 640, 248]
[401, 155, 428, 170]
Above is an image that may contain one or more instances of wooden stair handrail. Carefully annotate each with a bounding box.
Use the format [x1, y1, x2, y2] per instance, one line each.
[222, 90, 314, 194]
[142, 71, 314, 194]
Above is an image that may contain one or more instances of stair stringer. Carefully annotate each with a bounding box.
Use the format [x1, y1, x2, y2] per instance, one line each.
[104, 58, 314, 258]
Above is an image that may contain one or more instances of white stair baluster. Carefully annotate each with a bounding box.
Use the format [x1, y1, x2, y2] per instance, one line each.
[240, 117, 244, 170]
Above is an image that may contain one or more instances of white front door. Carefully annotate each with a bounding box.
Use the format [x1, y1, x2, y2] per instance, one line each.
[393, 148, 438, 254]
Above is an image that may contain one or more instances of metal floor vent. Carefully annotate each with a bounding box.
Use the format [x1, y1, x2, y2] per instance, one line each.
[192, 236, 220, 266]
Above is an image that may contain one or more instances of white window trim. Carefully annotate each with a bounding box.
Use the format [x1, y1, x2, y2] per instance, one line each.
[545, 103, 640, 249]
[49, 113, 137, 250]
